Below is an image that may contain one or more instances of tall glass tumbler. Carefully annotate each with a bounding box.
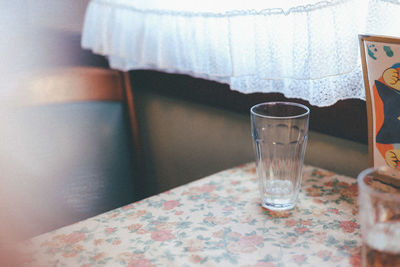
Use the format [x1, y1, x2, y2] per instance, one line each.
[251, 102, 309, 210]
[358, 167, 400, 267]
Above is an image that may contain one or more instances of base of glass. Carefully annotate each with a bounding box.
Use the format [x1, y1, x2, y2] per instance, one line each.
[261, 201, 295, 211]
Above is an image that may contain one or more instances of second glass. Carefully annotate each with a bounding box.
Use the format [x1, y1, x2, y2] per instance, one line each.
[251, 102, 309, 211]
[358, 167, 400, 267]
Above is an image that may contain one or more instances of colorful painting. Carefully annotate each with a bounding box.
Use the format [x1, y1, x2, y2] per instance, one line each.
[359, 35, 400, 174]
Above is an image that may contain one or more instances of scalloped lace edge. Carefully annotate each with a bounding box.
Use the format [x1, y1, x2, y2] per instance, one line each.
[91, 0, 355, 17]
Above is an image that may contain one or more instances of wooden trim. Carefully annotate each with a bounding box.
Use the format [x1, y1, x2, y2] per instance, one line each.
[121, 71, 143, 169]
[359, 35, 374, 167]
[359, 35, 400, 45]
[25, 67, 124, 106]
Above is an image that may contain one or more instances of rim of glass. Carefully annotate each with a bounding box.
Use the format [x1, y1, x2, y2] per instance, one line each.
[357, 166, 400, 201]
[250, 101, 310, 119]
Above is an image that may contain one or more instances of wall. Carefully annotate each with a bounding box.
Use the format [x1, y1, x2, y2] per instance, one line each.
[134, 87, 369, 195]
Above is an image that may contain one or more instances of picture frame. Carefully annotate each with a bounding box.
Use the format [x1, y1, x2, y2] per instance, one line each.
[359, 35, 400, 176]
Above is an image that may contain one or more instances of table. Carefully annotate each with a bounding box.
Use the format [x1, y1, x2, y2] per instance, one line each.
[21, 163, 361, 266]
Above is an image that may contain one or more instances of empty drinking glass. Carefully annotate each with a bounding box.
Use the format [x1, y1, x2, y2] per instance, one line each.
[251, 102, 309, 210]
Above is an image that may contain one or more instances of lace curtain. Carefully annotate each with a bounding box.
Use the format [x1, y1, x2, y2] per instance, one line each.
[82, 0, 400, 106]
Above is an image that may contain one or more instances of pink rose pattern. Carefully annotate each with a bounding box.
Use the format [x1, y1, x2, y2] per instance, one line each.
[162, 200, 180, 210]
[23, 164, 360, 266]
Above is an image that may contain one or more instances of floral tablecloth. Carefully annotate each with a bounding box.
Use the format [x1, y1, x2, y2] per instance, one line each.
[22, 163, 361, 266]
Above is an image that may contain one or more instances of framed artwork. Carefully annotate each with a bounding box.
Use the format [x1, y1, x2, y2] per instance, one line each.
[359, 35, 400, 175]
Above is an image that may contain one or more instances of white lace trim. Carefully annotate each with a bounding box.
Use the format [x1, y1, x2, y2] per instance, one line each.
[82, 0, 400, 106]
[90, 0, 351, 17]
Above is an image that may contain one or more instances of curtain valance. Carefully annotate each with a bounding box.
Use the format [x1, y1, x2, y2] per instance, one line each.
[82, 0, 400, 106]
